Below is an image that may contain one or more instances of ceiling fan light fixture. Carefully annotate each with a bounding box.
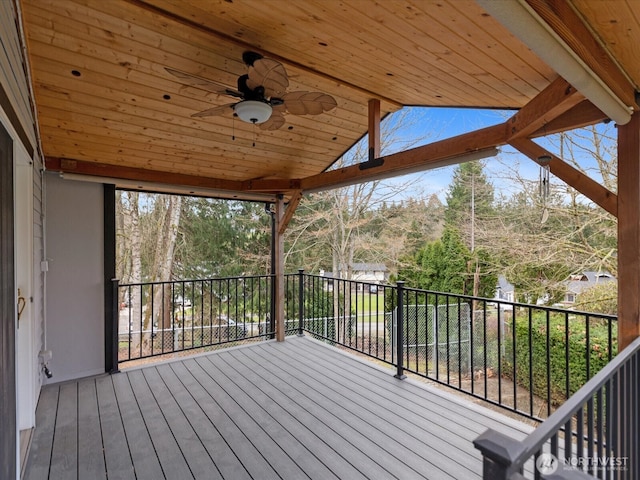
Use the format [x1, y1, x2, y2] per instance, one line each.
[234, 100, 272, 124]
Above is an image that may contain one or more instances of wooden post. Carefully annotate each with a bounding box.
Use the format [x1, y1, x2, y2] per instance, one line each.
[618, 112, 640, 350]
[275, 195, 286, 341]
[368, 99, 380, 160]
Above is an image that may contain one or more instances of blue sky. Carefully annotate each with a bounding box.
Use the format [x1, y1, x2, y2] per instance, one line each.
[375, 106, 614, 204]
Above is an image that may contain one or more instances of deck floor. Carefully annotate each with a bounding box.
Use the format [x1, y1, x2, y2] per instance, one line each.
[24, 335, 533, 480]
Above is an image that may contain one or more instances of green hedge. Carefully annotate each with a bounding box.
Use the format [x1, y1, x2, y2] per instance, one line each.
[502, 314, 617, 406]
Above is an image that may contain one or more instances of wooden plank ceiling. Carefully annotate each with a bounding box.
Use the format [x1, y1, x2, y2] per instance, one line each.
[19, 0, 640, 201]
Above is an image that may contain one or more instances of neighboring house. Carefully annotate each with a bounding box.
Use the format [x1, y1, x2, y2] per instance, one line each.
[562, 271, 616, 306]
[344, 263, 389, 284]
[320, 263, 389, 292]
[495, 271, 617, 308]
[495, 275, 515, 303]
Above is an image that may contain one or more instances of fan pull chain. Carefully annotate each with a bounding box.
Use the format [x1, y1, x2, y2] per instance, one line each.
[232, 115, 235, 141]
[252, 122, 256, 147]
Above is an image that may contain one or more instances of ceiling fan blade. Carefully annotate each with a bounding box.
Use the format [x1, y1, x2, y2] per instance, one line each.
[191, 103, 236, 118]
[165, 67, 243, 98]
[282, 91, 337, 115]
[246, 58, 289, 98]
[259, 113, 285, 131]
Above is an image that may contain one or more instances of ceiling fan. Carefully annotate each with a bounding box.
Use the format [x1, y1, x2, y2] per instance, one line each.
[166, 51, 337, 130]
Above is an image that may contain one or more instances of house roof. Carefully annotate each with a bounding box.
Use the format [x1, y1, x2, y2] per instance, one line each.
[340, 263, 388, 272]
[566, 271, 616, 295]
[497, 275, 515, 293]
[18, 0, 640, 202]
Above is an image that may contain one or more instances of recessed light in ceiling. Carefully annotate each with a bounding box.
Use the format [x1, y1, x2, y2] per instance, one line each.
[71, 70, 81, 77]
[163, 94, 171, 100]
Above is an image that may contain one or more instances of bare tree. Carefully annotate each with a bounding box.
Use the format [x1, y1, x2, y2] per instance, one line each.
[479, 124, 617, 302]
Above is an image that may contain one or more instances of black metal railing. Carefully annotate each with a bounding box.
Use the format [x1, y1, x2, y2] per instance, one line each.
[473, 336, 640, 479]
[116, 275, 273, 363]
[295, 272, 617, 421]
[116, 271, 617, 424]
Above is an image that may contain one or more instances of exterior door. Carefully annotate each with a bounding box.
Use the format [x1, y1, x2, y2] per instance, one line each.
[16, 155, 34, 430]
[0, 121, 16, 478]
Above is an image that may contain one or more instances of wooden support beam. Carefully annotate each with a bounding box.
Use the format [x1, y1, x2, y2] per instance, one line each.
[46, 156, 277, 201]
[46, 156, 244, 190]
[300, 79, 604, 195]
[525, 0, 638, 110]
[301, 123, 508, 192]
[529, 100, 608, 138]
[274, 195, 286, 342]
[241, 178, 301, 192]
[617, 113, 640, 349]
[509, 138, 617, 216]
[278, 190, 302, 235]
[508, 77, 584, 140]
[368, 99, 381, 160]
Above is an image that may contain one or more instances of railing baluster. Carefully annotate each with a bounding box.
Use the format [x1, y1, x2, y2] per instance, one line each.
[395, 281, 406, 380]
[587, 396, 594, 476]
[564, 418, 572, 465]
[434, 292, 439, 382]
[528, 308, 533, 418]
[475, 338, 640, 480]
[457, 296, 462, 389]
[496, 303, 502, 407]
[577, 406, 584, 470]
[298, 269, 304, 336]
[551, 432, 558, 458]
[483, 302, 487, 400]
[110, 279, 120, 373]
[565, 311, 570, 402]
[546, 309, 551, 418]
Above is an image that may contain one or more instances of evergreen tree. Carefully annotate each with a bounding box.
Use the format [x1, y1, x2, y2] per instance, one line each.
[444, 161, 494, 239]
[399, 161, 497, 296]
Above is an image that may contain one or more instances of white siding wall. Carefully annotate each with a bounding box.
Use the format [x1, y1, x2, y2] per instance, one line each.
[1, 2, 44, 476]
[44, 174, 104, 383]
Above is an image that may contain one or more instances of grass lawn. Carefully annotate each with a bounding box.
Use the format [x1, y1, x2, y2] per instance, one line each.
[352, 292, 387, 322]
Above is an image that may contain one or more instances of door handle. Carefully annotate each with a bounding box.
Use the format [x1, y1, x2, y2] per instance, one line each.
[17, 288, 26, 322]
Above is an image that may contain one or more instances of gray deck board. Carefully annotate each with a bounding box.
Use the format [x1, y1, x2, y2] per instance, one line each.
[49, 382, 77, 480]
[23, 385, 58, 480]
[25, 336, 533, 480]
[156, 363, 251, 480]
[110, 373, 165, 480]
[183, 357, 309, 479]
[127, 369, 194, 480]
[222, 347, 456, 479]
[77, 380, 106, 480]
[229, 344, 471, 478]
[169, 360, 278, 480]
[95, 375, 135, 480]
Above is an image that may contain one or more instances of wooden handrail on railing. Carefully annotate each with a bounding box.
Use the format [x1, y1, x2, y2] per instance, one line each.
[474, 336, 640, 479]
